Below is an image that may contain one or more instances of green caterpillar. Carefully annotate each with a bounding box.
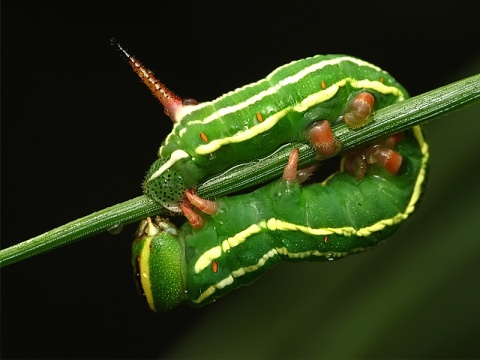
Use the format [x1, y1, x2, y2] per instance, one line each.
[113, 39, 408, 212]
[132, 126, 429, 312]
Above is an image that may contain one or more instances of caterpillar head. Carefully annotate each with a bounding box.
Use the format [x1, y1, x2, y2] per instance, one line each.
[132, 216, 187, 312]
[143, 157, 186, 213]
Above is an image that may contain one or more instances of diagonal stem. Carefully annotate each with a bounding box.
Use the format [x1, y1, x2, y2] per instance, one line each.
[1, 73, 479, 267]
[198, 74, 480, 198]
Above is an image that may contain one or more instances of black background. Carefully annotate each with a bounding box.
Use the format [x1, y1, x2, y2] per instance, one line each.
[2, 2, 480, 359]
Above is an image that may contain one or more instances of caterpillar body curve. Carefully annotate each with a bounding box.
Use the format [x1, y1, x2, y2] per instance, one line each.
[113, 40, 408, 212]
[132, 126, 429, 312]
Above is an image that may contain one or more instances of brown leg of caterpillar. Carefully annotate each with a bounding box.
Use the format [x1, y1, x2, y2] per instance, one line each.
[343, 92, 375, 128]
[343, 132, 404, 179]
[307, 120, 340, 160]
[282, 148, 317, 184]
[343, 153, 367, 179]
[366, 146, 403, 174]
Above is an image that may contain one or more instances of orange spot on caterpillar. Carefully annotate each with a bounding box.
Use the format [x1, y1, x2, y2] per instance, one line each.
[211, 260, 219, 273]
[256, 112, 263, 122]
[200, 132, 208, 142]
[321, 81, 327, 90]
[324, 236, 328, 243]
[380, 77, 384, 83]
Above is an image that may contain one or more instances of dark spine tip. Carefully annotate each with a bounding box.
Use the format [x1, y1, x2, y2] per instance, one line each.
[110, 38, 131, 61]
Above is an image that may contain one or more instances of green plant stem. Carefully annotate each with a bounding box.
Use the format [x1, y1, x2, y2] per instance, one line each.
[0, 196, 160, 267]
[199, 74, 480, 198]
[1, 74, 479, 267]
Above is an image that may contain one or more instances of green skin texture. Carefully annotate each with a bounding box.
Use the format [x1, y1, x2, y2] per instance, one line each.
[143, 55, 408, 209]
[133, 127, 428, 312]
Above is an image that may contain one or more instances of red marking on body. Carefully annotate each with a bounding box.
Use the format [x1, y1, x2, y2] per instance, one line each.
[211, 261, 219, 273]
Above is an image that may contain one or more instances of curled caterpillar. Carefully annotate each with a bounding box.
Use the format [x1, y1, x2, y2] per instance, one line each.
[132, 126, 428, 312]
[112, 39, 408, 212]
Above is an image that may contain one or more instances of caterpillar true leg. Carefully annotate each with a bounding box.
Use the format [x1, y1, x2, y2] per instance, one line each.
[180, 202, 205, 230]
[181, 190, 218, 229]
[185, 191, 218, 215]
